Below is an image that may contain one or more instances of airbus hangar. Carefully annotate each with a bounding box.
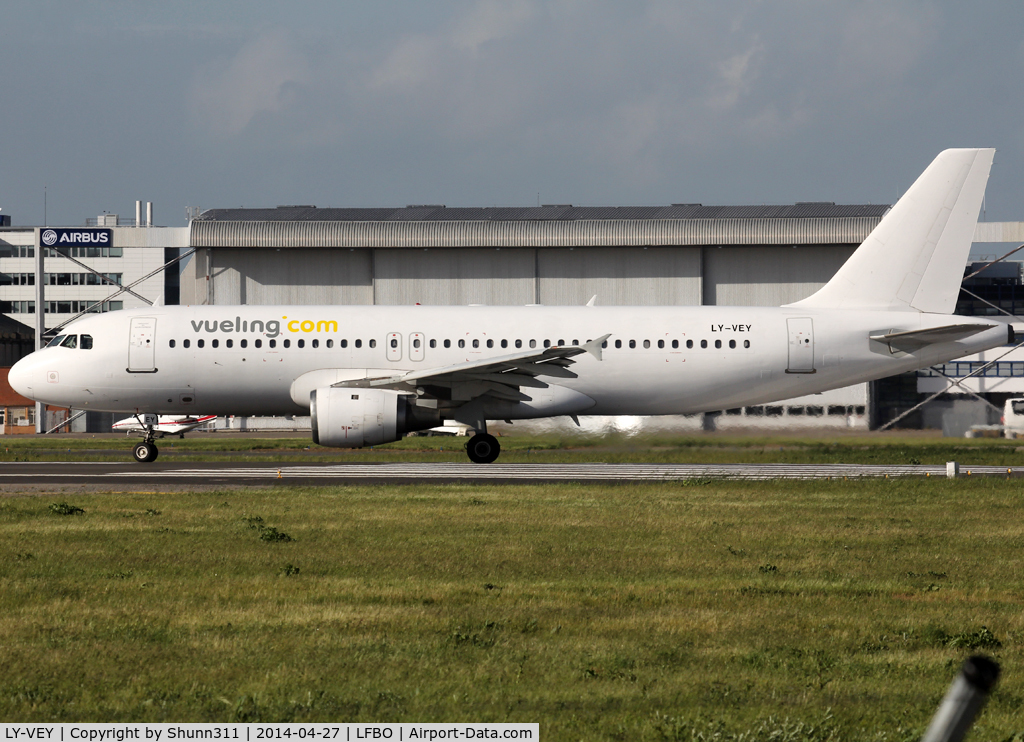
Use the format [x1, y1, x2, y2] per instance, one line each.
[180, 203, 889, 430]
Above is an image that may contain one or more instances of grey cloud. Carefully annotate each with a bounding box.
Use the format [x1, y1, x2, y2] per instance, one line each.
[1, 0, 1021, 227]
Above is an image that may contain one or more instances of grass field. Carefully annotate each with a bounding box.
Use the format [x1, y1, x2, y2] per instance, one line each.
[2, 429, 1024, 465]
[2, 474, 1023, 738]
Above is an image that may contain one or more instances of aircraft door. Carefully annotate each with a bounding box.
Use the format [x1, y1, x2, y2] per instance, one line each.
[128, 317, 157, 373]
[386, 332, 402, 362]
[786, 317, 815, 374]
[410, 332, 425, 361]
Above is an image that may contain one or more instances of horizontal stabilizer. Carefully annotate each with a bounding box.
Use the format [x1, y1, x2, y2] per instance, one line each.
[869, 323, 996, 353]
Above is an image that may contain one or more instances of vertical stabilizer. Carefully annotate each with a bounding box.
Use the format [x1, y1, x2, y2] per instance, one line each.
[787, 148, 994, 313]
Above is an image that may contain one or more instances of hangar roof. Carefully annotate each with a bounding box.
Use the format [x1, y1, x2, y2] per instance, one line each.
[199, 203, 889, 223]
[191, 203, 891, 249]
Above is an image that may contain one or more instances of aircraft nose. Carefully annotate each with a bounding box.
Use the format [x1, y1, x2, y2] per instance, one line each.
[8, 354, 40, 399]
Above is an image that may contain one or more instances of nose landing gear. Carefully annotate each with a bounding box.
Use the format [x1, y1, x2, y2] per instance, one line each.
[127, 413, 160, 463]
[132, 440, 159, 463]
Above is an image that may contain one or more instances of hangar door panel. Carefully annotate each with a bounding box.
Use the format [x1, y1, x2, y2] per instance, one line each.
[703, 246, 856, 306]
[537, 247, 700, 306]
[375, 249, 534, 305]
[210, 248, 374, 305]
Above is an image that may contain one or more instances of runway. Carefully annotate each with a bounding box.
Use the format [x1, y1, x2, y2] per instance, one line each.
[0, 461, 1019, 488]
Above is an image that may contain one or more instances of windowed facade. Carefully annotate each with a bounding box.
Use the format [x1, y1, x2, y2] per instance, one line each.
[2, 227, 176, 330]
[2, 300, 123, 314]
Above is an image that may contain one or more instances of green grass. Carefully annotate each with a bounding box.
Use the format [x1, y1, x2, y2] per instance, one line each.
[2, 430, 1024, 464]
[2, 478, 1023, 738]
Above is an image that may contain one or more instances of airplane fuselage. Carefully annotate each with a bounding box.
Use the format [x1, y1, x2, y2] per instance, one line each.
[11, 304, 1010, 418]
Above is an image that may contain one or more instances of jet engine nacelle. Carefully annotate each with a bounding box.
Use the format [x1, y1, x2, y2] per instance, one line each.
[310, 387, 440, 448]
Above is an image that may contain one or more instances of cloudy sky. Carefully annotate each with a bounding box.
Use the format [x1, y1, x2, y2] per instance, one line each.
[2, 1, 1022, 233]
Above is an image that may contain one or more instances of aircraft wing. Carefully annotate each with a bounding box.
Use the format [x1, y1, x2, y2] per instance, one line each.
[869, 323, 1001, 353]
[333, 334, 609, 402]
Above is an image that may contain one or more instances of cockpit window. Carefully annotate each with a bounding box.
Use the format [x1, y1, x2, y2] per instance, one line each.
[80, 334, 93, 349]
[47, 335, 66, 348]
[60, 335, 78, 349]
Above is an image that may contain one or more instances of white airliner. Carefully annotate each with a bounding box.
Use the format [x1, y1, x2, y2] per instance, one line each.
[9, 149, 1011, 463]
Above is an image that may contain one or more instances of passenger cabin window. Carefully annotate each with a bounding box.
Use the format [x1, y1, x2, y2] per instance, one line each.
[355, 339, 362, 348]
[744, 340, 750, 348]
[429, 339, 436, 348]
[657, 340, 664, 349]
[729, 339, 736, 349]
[269, 339, 276, 348]
[254, 339, 261, 348]
[501, 339, 508, 348]
[184, 339, 191, 348]
[369, 339, 377, 348]
[486, 339, 493, 348]
[169, 339, 176, 349]
[700, 340, 707, 349]
[283, 339, 291, 348]
[672, 340, 679, 349]
[615, 340, 622, 349]
[515, 340, 522, 348]
[715, 339, 722, 349]
[686, 340, 693, 349]
[644, 340, 651, 349]
[340, 339, 347, 348]
[198, 339, 205, 349]
[212, 339, 219, 348]
[241, 339, 248, 348]
[311, 339, 318, 348]
[458, 340, 465, 348]
[227, 339, 233, 348]
[444, 339, 450, 348]
[628, 340, 636, 349]
[472, 339, 480, 348]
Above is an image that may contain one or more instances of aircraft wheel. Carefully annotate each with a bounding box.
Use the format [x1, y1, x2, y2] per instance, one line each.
[466, 433, 500, 464]
[132, 441, 159, 463]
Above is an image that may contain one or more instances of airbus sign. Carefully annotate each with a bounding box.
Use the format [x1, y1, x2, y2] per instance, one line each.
[40, 228, 112, 247]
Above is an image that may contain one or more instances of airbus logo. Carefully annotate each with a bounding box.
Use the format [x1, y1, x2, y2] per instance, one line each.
[39, 228, 112, 247]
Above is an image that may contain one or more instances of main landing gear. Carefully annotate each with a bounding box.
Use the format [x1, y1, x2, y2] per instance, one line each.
[132, 440, 159, 463]
[465, 433, 500, 464]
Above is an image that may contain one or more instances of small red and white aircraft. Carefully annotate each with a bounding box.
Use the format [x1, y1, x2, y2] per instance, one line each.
[112, 414, 216, 460]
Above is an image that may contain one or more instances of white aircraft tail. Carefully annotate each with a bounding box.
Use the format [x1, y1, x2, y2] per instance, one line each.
[788, 148, 994, 314]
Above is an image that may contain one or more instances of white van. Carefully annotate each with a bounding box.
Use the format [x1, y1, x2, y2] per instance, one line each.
[1002, 399, 1024, 438]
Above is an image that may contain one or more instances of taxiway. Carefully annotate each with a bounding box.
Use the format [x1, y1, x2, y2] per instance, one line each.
[0, 461, 1018, 489]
